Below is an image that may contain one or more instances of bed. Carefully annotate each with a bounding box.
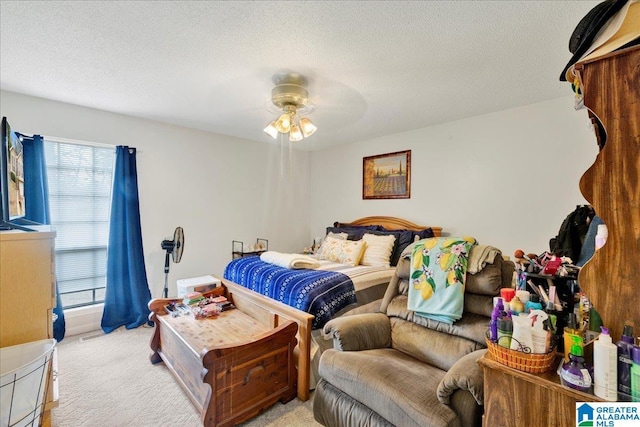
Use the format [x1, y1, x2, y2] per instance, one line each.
[221, 216, 442, 401]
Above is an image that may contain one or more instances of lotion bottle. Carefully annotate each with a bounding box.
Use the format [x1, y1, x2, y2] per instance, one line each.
[593, 326, 618, 401]
[617, 324, 635, 399]
[510, 314, 533, 352]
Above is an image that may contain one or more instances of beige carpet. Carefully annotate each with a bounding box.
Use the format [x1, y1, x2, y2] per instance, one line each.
[51, 325, 320, 426]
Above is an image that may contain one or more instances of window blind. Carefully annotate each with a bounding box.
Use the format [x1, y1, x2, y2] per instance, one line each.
[44, 141, 114, 308]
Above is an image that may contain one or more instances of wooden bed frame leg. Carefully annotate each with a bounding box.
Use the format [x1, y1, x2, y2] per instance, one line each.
[297, 320, 311, 401]
[148, 312, 163, 364]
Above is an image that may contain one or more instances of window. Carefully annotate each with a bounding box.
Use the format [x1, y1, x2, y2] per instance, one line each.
[44, 141, 114, 309]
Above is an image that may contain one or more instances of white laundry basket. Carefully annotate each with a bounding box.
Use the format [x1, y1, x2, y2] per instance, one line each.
[0, 339, 56, 427]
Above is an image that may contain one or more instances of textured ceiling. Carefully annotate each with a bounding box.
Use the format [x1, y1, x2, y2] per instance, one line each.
[0, 1, 598, 151]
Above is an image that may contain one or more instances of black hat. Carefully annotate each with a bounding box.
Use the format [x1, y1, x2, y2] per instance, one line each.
[559, 0, 629, 81]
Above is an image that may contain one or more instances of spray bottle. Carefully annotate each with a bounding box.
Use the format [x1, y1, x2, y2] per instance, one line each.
[489, 300, 502, 342]
[529, 310, 550, 353]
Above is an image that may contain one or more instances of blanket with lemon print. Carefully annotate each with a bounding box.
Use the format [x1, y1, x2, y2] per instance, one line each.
[408, 237, 477, 324]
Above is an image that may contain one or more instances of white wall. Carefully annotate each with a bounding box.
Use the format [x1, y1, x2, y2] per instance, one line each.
[309, 97, 599, 259]
[1, 90, 599, 334]
[0, 90, 311, 298]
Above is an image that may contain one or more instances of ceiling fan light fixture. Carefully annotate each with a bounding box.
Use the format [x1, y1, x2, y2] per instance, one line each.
[263, 121, 278, 139]
[275, 112, 291, 133]
[299, 117, 317, 137]
[264, 72, 317, 142]
[289, 124, 303, 142]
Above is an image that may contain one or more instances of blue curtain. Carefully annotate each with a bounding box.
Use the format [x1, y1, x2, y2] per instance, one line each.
[101, 146, 151, 333]
[22, 134, 66, 342]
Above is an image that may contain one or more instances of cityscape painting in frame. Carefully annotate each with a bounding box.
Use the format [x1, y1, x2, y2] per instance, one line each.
[362, 150, 411, 199]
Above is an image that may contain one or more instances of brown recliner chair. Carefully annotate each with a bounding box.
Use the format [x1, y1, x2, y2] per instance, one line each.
[313, 243, 514, 427]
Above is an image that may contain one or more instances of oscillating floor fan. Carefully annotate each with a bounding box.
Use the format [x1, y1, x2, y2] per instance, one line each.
[161, 227, 184, 298]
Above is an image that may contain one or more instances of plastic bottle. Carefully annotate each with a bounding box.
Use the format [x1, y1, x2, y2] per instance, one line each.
[495, 297, 506, 317]
[617, 324, 635, 399]
[631, 345, 640, 402]
[589, 307, 603, 334]
[497, 318, 513, 349]
[563, 313, 582, 362]
[510, 296, 525, 315]
[529, 310, 550, 353]
[560, 335, 592, 393]
[594, 326, 618, 401]
[489, 302, 501, 342]
[525, 294, 542, 314]
[500, 288, 516, 307]
[515, 290, 530, 305]
[510, 315, 533, 352]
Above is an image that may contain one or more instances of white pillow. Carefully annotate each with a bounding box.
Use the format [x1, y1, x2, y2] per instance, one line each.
[317, 232, 348, 255]
[360, 233, 396, 268]
[318, 236, 367, 266]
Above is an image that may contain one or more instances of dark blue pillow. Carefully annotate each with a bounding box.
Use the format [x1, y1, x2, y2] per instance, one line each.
[413, 227, 435, 241]
[389, 230, 415, 266]
[378, 227, 435, 266]
[326, 225, 434, 266]
[326, 225, 381, 241]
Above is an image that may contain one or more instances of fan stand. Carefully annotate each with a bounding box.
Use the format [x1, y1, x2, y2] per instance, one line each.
[161, 239, 174, 298]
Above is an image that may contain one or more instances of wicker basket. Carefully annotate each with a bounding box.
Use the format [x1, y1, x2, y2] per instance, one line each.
[485, 337, 557, 374]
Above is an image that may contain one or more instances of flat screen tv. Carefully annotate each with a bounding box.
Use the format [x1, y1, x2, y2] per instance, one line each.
[1, 117, 33, 231]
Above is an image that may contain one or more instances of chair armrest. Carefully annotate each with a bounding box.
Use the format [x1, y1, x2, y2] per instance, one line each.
[322, 313, 391, 351]
[437, 349, 486, 405]
[342, 299, 383, 316]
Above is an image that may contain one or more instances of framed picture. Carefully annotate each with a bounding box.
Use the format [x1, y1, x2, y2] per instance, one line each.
[362, 150, 411, 199]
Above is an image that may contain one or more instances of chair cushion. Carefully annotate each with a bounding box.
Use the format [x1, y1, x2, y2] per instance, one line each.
[318, 348, 459, 427]
[388, 296, 491, 347]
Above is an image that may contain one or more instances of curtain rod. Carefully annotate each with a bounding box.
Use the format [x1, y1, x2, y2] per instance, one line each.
[19, 133, 142, 152]
[43, 135, 116, 149]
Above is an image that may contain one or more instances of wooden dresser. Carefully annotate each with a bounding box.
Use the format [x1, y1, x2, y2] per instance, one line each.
[0, 227, 58, 425]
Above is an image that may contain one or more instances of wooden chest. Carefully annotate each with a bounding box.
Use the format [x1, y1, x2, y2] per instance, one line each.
[149, 287, 298, 426]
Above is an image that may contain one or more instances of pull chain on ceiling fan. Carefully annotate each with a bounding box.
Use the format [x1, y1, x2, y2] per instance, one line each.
[263, 73, 317, 142]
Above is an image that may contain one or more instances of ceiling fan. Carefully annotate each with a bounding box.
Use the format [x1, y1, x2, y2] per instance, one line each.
[263, 72, 317, 142]
[161, 226, 184, 298]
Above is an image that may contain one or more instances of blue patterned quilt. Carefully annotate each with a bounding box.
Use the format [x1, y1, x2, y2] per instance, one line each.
[223, 256, 356, 329]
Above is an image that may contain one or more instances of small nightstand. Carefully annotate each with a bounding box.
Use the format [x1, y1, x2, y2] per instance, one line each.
[231, 238, 268, 259]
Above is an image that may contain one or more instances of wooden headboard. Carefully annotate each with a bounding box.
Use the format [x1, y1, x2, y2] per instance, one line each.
[334, 216, 442, 236]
